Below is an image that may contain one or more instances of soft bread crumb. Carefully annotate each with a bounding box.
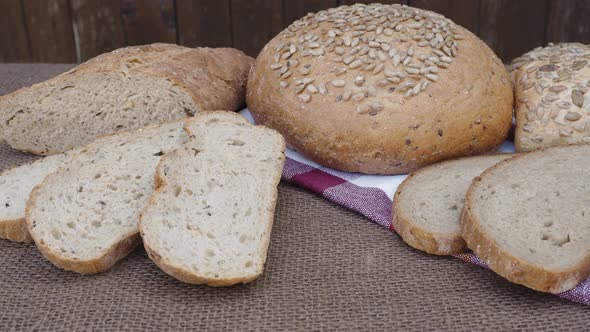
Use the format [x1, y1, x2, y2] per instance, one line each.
[26, 121, 186, 274]
[139, 112, 285, 286]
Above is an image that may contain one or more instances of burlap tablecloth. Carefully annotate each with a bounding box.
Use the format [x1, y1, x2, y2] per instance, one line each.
[0, 64, 587, 331]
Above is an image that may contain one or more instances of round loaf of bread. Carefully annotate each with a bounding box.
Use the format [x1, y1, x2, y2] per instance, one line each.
[247, 4, 513, 174]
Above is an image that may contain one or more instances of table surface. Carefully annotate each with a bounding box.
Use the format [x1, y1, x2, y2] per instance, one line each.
[0, 64, 587, 331]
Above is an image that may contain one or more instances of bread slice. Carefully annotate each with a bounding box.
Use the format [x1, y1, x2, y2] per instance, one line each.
[139, 112, 285, 286]
[0, 154, 71, 242]
[0, 43, 252, 155]
[393, 154, 514, 255]
[26, 121, 187, 275]
[461, 144, 590, 293]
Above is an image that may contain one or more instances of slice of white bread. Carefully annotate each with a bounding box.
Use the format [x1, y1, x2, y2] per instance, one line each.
[0, 154, 71, 242]
[461, 144, 590, 293]
[139, 112, 286, 286]
[393, 154, 514, 255]
[26, 121, 187, 275]
[0, 44, 252, 155]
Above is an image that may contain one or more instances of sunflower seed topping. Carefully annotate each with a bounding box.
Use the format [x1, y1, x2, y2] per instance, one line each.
[268, 3, 469, 111]
[298, 93, 311, 103]
[572, 60, 588, 71]
[332, 79, 346, 87]
[510, 42, 590, 143]
[564, 112, 582, 121]
[572, 89, 584, 107]
[343, 90, 352, 101]
[343, 56, 355, 65]
[425, 74, 439, 81]
[539, 64, 558, 72]
[354, 76, 366, 86]
[349, 60, 362, 69]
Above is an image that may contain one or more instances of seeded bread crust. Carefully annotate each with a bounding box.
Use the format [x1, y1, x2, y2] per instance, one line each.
[393, 154, 514, 255]
[247, 3, 513, 174]
[139, 112, 286, 286]
[460, 145, 590, 293]
[509, 43, 590, 152]
[25, 120, 186, 275]
[0, 43, 252, 155]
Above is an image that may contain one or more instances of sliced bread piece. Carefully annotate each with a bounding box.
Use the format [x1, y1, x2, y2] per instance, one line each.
[461, 144, 590, 293]
[26, 120, 187, 275]
[393, 154, 514, 255]
[0, 154, 71, 242]
[0, 44, 252, 155]
[139, 112, 285, 286]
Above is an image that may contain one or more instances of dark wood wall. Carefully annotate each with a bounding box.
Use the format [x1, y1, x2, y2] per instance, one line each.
[2, 0, 590, 63]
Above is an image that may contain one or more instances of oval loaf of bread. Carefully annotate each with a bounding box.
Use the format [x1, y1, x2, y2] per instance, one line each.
[461, 144, 590, 293]
[26, 121, 187, 275]
[139, 112, 286, 286]
[0, 44, 252, 155]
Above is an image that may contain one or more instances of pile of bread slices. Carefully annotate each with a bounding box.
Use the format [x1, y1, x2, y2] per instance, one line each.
[0, 45, 285, 286]
[0, 4, 588, 294]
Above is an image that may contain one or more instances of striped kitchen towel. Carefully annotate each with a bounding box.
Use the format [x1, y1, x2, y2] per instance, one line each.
[241, 109, 589, 305]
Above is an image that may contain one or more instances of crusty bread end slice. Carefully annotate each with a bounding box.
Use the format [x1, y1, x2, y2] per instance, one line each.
[461, 144, 590, 293]
[0, 154, 71, 242]
[139, 112, 286, 286]
[393, 154, 514, 255]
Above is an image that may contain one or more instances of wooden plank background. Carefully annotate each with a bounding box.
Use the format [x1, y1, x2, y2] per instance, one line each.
[1, 0, 589, 63]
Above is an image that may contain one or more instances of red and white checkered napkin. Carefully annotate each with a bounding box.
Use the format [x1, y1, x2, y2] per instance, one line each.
[241, 110, 589, 305]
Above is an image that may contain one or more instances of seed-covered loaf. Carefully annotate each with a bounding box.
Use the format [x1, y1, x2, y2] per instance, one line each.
[461, 144, 590, 293]
[510, 43, 590, 151]
[0, 43, 252, 155]
[247, 4, 513, 174]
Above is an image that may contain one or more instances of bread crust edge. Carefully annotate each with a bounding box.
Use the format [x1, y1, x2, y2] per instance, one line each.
[0, 162, 36, 242]
[0, 218, 33, 243]
[138, 111, 287, 286]
[460, 145, 590, 294]
[393, 173, 466, 256]
[20, 120, 189, 275]
[392, 153, 516, 255]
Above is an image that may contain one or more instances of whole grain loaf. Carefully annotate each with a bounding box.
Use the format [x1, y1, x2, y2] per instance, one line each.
[0, 43, 252, 155]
